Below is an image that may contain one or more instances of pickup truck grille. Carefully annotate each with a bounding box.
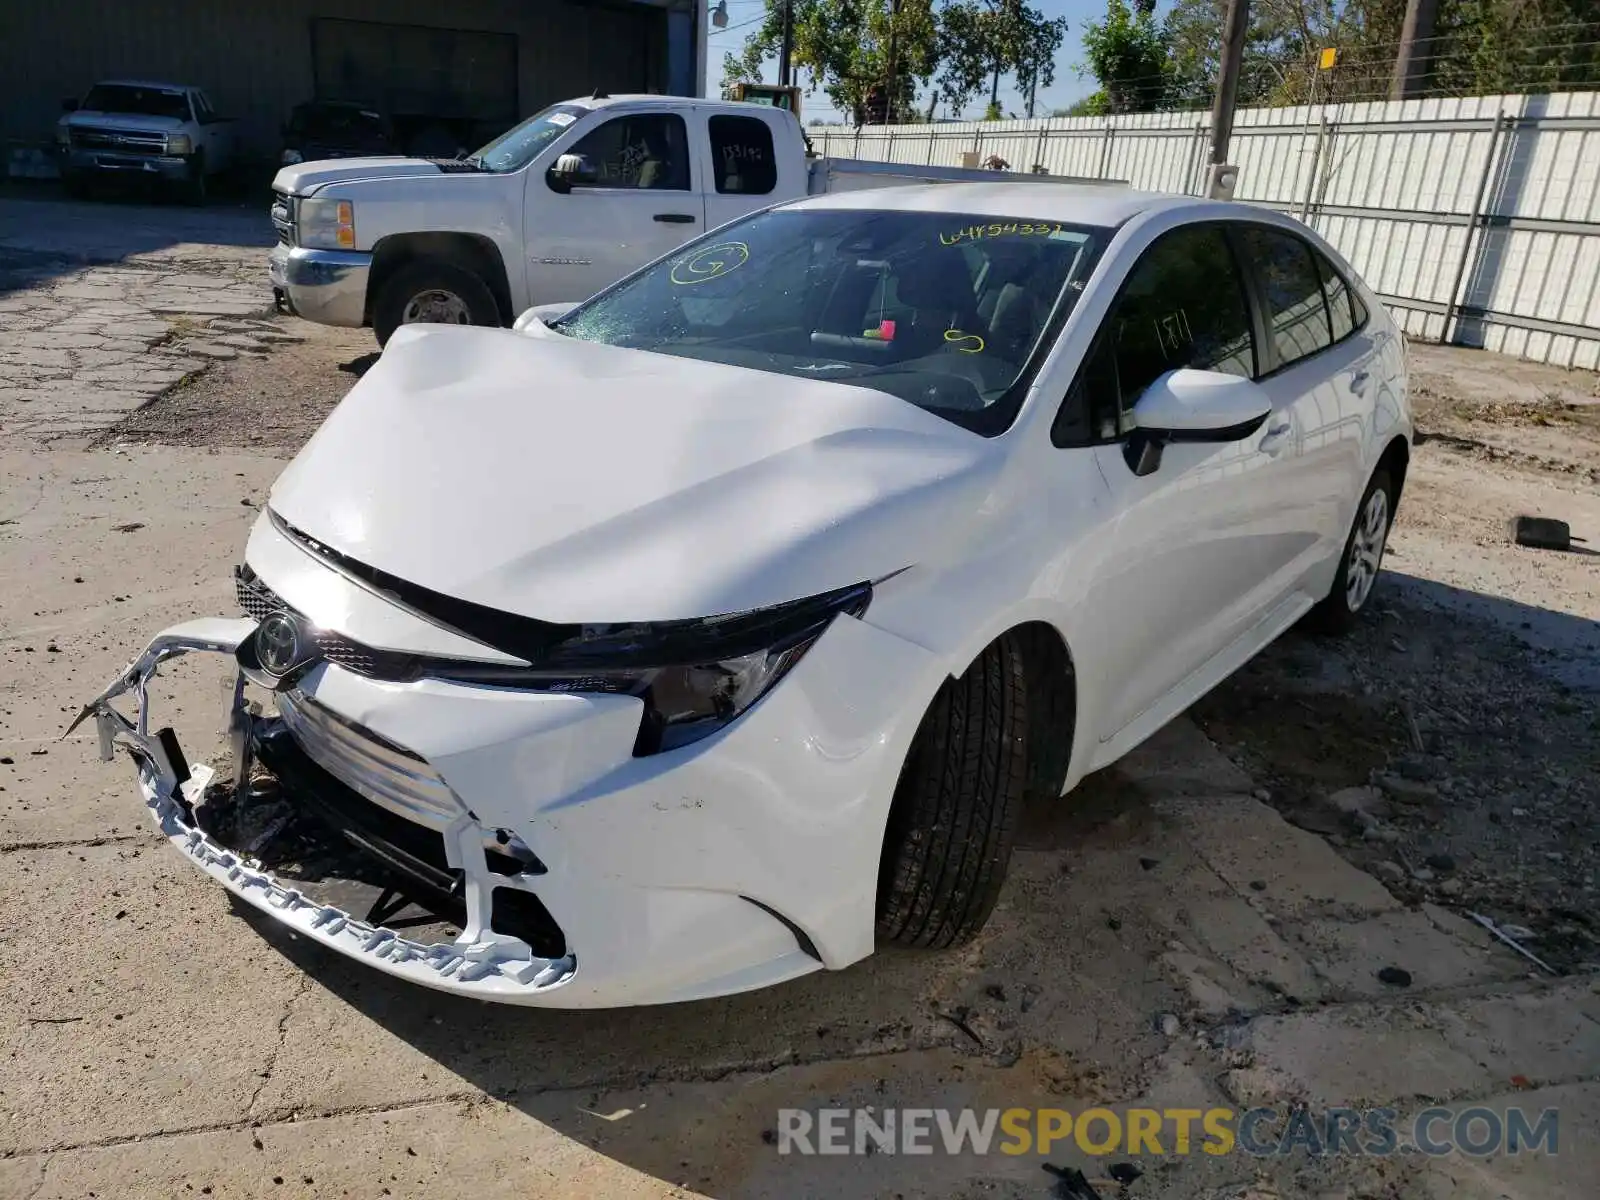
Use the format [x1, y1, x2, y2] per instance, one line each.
[71, 126, 167, 155]
[270, 189, 296, 246]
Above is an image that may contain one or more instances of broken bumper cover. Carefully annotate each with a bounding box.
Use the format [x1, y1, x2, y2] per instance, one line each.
[72, 618, 577, 1004]
[75, 611, 946, 1007]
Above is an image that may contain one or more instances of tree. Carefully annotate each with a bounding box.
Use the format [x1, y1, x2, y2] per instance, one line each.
[930, 0, 1069, 118]
[721, 0, 938, 125]
[1080, 0, 1171, 113]
[1158, 0, 1598, 109]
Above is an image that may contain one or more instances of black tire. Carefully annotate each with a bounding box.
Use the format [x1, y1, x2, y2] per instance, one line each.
[182, 151, 207, 206]
[1306, 467, 1395, 635]
[876, 634, 1028, 949]
[372, 260, 500, 347]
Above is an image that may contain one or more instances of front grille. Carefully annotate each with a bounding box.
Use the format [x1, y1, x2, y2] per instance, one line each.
[73, 126, 166, 154]
[270, 190, 295, 246]
[254, 729, 566, 956]
[277, 690, 467, 832]
[235, 568, 418, 681]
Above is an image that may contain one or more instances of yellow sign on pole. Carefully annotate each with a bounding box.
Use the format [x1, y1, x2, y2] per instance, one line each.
[1319, 47, 1339, 70]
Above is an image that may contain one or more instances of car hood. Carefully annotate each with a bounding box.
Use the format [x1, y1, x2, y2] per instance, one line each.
[62, 112, 185, 133]
[272, 157, 446, 194]
[266, 324, 1000, 624]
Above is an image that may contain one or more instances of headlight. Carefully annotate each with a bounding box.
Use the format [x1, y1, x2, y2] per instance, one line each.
[166, 134, 193, 156]
[429, 582, 873, 754]
[281, 148, 304, 165]
[298, 196, 356, 250]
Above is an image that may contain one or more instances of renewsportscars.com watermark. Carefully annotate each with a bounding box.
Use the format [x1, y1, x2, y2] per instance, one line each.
[775, 1105, 1559, 1158]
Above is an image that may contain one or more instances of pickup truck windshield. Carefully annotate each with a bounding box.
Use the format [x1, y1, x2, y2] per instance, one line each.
[470, 104, 590, 172]
[554, 207, 1110, 435]
[82, 84, 190, 120]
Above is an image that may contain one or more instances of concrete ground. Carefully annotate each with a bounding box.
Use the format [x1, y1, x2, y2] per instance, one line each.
[2, 193, 1598, 1200]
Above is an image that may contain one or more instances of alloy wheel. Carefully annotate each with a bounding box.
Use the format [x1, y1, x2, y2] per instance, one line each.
[1345, 487, 1389, 611]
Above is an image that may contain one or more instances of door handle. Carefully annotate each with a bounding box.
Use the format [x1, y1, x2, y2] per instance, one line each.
[1259, 420, 1293, 456]
[1349, 369, 1370, 393]
[653, 213, 696, 223]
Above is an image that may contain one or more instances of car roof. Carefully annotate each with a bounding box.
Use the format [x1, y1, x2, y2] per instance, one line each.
[790, 182, 1209, 227]
[93, 80, 193, 92]
[557, 94, 785, 116]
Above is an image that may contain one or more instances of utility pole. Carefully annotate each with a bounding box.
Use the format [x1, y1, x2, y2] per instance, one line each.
[778, 0, 794, 87]
[885, 0, 900, 124]
[1209, 0, 1250, 167]
[1391, 0, 1439, 101]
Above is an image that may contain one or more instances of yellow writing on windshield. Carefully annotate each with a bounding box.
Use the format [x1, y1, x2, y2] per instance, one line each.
[940, 222, 1063, 246]
[671, 241, 751, 285]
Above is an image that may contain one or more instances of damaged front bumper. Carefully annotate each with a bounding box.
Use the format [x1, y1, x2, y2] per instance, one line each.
[71, 618, 578, 1002]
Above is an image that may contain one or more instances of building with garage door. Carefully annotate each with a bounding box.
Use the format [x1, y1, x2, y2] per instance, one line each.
[2, 0, 708, 168]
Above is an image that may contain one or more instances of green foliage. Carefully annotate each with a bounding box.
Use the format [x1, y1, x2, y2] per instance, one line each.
[1054, 92, 1110, 117]
[1080, 0, 1171, 112]
[721, 0, 937, 124]
[722, 0, 1066, 124]
[934, 1, 1069, 115]
[1159, 0, 1598, 108]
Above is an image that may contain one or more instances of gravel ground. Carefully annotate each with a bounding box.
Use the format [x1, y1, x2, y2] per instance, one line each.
[97, 318, 1600, 981]
[91, 319, 373, 451]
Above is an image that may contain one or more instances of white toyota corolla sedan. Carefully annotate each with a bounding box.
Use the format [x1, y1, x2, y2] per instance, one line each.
[78, 184, 1410, 1007]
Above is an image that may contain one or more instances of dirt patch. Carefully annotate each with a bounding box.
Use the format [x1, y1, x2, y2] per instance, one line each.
[1193, 416, 1600, 976]
[1407, 342, 1600, 482]
[93, 316, 372, 452]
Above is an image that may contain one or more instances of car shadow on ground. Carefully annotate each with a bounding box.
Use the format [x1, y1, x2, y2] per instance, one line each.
[234, 754, 1187, 1195]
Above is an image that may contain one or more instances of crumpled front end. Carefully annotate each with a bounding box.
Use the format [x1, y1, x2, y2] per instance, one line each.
[72, 619, 579, 1001]
[74, 572, 945, 1007]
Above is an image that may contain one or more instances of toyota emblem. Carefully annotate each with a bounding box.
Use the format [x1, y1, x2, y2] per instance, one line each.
[254, 611, 305, 679]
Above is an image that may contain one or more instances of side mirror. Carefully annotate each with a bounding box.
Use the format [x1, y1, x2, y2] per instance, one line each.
[1123, 369, 1271, 477]
[512, 301, 579, 332]
[546, 152, 598, 194]
[62, 97, 80, 113]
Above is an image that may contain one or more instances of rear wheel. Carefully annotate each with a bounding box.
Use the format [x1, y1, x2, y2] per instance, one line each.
[372, 260, 499, 347]
[876, 634, 1028, 949]
[1307, 468, 1394, 634]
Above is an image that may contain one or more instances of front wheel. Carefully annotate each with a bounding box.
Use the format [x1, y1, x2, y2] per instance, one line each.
[181, 151, 208, 206]
[1307, 468, 1394, 634]
[372, 261, 500, 347]
[876, 634, 1028, 949]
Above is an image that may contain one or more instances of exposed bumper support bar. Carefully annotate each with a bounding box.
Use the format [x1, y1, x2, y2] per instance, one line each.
[72, 619, 578, 1001]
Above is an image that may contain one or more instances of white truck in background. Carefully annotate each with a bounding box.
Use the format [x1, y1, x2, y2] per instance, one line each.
[269, 93, 1116, 345]
[58, 80, 238, 203]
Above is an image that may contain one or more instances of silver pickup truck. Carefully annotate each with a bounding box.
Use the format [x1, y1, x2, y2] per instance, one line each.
[269, 92, 1115, 345]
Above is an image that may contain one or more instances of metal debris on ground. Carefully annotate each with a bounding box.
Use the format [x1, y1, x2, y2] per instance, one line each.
[1042, 1162, 1103, 1199]
[1470, 912, 1559, 974]
[1509, 514, 1571, 550]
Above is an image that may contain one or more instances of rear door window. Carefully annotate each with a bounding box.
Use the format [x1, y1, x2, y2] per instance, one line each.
[1236, 226, 1335, 370]
[708, 115, 777, 195]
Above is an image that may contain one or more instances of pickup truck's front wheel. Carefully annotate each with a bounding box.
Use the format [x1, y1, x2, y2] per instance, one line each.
[181, 151, 207, 206]
[373, 261, 500, 347]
